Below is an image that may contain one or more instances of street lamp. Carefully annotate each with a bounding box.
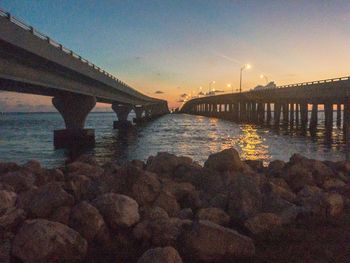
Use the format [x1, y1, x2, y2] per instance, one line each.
[227, 83, 232, 93]
[208, 81, 215, 95]
[239, 64, 251, 93]
[260, 74, 268, 84]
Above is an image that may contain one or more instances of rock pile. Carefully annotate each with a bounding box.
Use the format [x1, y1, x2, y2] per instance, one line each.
[0, 149, 349, 262]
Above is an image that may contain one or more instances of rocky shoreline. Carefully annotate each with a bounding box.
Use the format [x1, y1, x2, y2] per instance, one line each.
[0, 149, 349, 262]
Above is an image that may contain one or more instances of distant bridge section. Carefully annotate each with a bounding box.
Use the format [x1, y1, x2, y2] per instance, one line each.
[0, 9, 168, 147]
[181, 76, 350, 143]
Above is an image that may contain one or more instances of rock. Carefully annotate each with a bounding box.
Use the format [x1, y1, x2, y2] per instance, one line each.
[12, 219, 87, 263]
[0, 171, 35, 192]
[93, 193, 140, 229]
[285, 164, 315, 192]
[227, 174, 262, 221]
[244, 160, 264, 172]
[181, 220, 255, 262]
[172, 162, 204, 186]
[324, 193, 343, 217]
[267, 160, 285, 177]
[22, 182, 74, 218]
[49, 206, 71, 225]
[0, 190, 17, 212]
[146, 152, 192, 174]
[66, 161, 104, 179]
[244, 213, 282, 234]
[131, 172, 161, 205]
[267, 182, 296, 203]
[0, 208, 26, 231]
[22, 160, 42, 175]
[0, 162, 20, 175]
[141, 206, 169, 221]
[204, 148, 243, 172]
[153, 191, 181, 217]
[323, 178, 346, 190]
[45, 169, 65, 182]
[74, 154, 99, 166]
[65, 174, 92, 200]
[133, 217, 190, 247]
[138, 246, 183, 263]
[178, 208, 193, 220]
[196, 207, 230, 226]
[296, 186, 325, 215]
[69, 201, 105, 242]
[0, 234, 13, 263]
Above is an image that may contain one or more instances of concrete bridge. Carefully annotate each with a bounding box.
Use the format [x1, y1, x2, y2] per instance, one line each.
[0, 9, 168, 148]
[181, 76, 350, 143]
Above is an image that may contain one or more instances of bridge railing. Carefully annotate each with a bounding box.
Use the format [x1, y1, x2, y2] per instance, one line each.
[0, 8, 138, 92]
[276, 76, 350, 89]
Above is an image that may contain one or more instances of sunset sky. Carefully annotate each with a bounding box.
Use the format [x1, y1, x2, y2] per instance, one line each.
[0, 0, 350, 111]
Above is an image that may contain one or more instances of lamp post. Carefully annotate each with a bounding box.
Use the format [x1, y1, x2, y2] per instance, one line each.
[208, 81, 215, 95]
[239, 64, 251, 93]
[260, 74, 268, 84]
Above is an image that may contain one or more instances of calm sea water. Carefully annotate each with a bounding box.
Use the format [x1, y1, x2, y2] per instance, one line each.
[0, 112, 348, 167]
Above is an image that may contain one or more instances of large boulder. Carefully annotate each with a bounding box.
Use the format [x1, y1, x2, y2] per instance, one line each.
[0, 190, 17, 212]
[180, 220, 255, 262]
[153, 191, 181, 217]
[21, 182, 74, 218]
[204, 148, 243, 172]
[65, 161, 104, 179]
[12, 219, 87, 263]
[227, 174, 262, 221]
[92, 193, 140, 229]
[244, 213, 282, 234]
[0, 171, 35, 193]
[196, 207, 230, 226]
[64, 174, 92, 200]
[69, 201, 105, 242]
[324, 193, 343, 217]
[138, 246, 183, 263]
[284, 164, 315, 192]
[146, 152, 192, 174]
[0, 207, 26, 231]
[131, 172, 161, 206]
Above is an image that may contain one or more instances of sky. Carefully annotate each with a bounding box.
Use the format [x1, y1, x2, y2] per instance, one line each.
[0, 0, 350, 111]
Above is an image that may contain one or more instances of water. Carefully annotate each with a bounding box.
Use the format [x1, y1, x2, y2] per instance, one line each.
[0, 112, 348, 167]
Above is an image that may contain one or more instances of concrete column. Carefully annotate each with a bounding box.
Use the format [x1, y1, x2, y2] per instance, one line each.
[52, 94, 96, 148]
[309, 104, 318, 132]
[344, 98, 350, 145]
[282, 103, 289, 126]
[266, 103, 272, 124]
[133, 106, 144, 124]
[112, 103, 133, 129]
[274, 103, 281, 127]
[233, 103, 239, 121]
[290, 103, 295, 127]
[337, 104, 342, 127]
[295, 103, 300, 127]
[300, 102, 308, 133]
[324, 102, 333, 138]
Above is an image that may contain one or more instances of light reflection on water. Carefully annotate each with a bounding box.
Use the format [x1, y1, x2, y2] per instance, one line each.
[0, 112, 348, 167]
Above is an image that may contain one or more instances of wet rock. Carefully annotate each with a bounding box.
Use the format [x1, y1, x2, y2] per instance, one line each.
[0, 190, 16, 212]
[196, 207, 230, 226]
[204, 148, 243, 172]
[0, 171, 35, 193]
[0, 208, 26, 231]
[180, 220, 255, 262]
[69, 201, 105, 242]
[22, 182, 74, 218]
[153, 191, 181, 217]
[244, 213, 282, 234]
[131, 172, 161, 206]
[12, 219, 87, 263]
[93, 193, 140, 229]
[138, 246, 183, 263]
[227, 174, 262, 221]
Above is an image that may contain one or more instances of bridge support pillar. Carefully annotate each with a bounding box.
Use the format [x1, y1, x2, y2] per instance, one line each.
[233, 103, 239, 121]
[282, 103, 289, 126]
[290, 103, 295, 127]
[337, 104, 342, 127]
[309, 104, 318, 133]
[344, 98, 350, 145]
[112, 103, 133, 129]
[324, 102, 333, 139]
[300, 103, 308, 133]
[274, 103, 281, 127]
[133, 106, 144, 124]
[266, 103, 272, 124]
[295, 103, 300, 127]
[52, 94, 96, 148]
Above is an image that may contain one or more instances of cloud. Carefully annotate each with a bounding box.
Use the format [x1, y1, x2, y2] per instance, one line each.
[155, 90, 164, 94]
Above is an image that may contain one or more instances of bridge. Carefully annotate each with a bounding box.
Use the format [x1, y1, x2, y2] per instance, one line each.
[181, 76, 350, 143]
[0, 9, 169, 148]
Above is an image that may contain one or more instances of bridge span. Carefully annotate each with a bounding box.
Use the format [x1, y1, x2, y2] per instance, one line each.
[0, 9, 168, 148]
[181, 76, 350, 143]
